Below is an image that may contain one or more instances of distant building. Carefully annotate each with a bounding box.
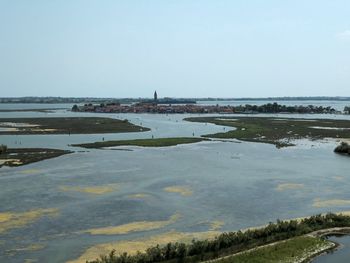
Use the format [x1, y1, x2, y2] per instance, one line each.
[154, 91, 158, 101]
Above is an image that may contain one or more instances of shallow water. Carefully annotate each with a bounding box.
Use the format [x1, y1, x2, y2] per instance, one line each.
[313, 235, 350, 263]
[0, 103, 350, 262]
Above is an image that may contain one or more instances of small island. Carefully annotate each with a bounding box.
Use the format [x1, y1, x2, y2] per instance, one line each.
[72, 101, 342, 114]
[0, 117, 149, 135]
[0, 145, 72, 168]
[72, 137, 208, 149]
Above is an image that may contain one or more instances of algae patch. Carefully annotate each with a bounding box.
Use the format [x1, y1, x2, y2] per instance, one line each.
[0, 208, 58, 234]
[20, 169, 41, 175]
[164, 186, 193, 196]
[276, 183, 304, 191]
[313, 199, 350, 208]
[209, 220, 225, 231]
[7, 243, 45, 254]
[127, 193, 150, 199]
[67, 230, 220, 263]
[82, 213, 181, 235]
[60, 184, 119, 195]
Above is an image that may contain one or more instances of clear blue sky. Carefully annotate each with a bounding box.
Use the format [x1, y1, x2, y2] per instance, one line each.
[0, 0, 349, 98]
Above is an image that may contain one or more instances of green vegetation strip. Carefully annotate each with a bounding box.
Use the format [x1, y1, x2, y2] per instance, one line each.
[0, 148, 72, 167]
[215, 236, 333, 263]
[73, 137, 208, 148]
[0, 117, 149, 135]
[185, 116, 350, 147]
[88, 213, 350, 263]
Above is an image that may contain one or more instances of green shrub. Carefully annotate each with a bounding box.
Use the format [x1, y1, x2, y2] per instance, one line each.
[0, 144, 7, 155]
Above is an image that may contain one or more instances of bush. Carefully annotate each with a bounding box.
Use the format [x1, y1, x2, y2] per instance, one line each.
[0, 144, 7, 155]
[334, 142, 350, 155]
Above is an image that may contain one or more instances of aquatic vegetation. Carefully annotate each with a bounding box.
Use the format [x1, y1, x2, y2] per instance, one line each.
[164, 186, 193, 196]
[60, 184, 119, 195]
[20, 169, 41, 175]
[7, 243, 45, 253]
[209, 220, 225, 231]
[82, 213, 181, 235]
[73, 137, 208, 149]
[0, 208, 58, 234]
[313, 198, 350, 208]
[127, 194, 150, 199]
[275, 183, 304, 191]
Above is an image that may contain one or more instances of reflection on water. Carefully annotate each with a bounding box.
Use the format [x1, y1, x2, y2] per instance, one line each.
[0, 104, 350, 262]
[313, 235, 350, 263]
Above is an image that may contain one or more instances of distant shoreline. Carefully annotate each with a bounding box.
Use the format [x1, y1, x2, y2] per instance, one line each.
[1, 96, 350, 104]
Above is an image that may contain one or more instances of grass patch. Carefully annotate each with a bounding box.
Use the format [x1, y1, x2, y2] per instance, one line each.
[0, 117, 149, 135]
[73, 137, 208, 149]
[216, 236, 333, 263]
[185, 116, 350, 147]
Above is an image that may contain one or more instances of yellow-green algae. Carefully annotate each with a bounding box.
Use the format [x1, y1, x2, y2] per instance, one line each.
[82, 213, 181, 235]
[313, 199, 350, 208]
[19, 169, 41, 175]
[164, 186, 193, 196]
[0, 208, 58, 234]
[209, 220, 225, 231]
[60, 184, 119, 195]
[127, 193, 151, 199]
[276, 183, 304, 191]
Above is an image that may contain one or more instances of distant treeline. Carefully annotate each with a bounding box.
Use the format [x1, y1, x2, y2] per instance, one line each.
[89, 213, 350, 263]
[196, 96, 350, 101]
[234, 103, 338, 114]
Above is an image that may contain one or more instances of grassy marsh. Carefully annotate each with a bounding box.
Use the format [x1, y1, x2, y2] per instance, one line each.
[0, 117, 148, 135]
[215, 236, 333, 263]
[185, 116, 350, 147]
[73, 137, 208, 149]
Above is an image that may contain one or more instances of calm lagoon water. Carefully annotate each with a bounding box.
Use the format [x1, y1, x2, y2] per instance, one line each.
[313, 235, 350, 263]
[0, 103, 350, 262]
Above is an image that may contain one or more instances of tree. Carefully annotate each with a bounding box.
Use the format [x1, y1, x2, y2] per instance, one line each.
[72, 104, 79, 111]
[344, 106, 350, 114]
[0, 144, 7, 155]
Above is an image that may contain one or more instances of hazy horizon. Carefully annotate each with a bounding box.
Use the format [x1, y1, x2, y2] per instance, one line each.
[1, 1, 349, 98]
